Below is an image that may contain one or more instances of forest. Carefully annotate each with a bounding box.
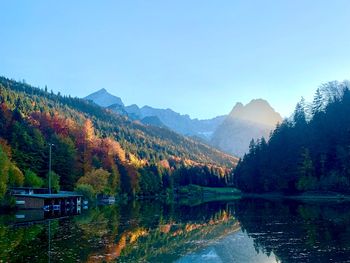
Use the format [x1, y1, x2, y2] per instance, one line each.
[0, 77, 237, 205]
[234, 81, 350, 194]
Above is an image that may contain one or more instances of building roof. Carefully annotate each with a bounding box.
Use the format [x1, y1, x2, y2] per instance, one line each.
[10, 187, 49, 190]
[14, 192, 83, 199]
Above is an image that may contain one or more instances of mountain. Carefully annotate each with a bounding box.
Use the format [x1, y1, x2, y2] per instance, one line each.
[107, 103, 128, 116]
[84, 89, 284, 157]
[140, 116, 165, 127]
[124, 104, 142, 119]
[85, 89, 226, 140]
[211, 99, 283, 157]
[85, 88, 124, 107]
[228, 99, 282, 127]
[132, 105, 226, 139]
[0, 77, 237, 201]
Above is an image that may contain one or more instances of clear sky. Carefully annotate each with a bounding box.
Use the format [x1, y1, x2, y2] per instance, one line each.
[1, 1, 350, 119]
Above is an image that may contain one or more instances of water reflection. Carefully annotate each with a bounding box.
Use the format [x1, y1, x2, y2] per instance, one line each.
[177, 230, 279, 263]
[0, 201, 238, 262]
[78, 202, 240, 262]
[235, 199, 350, 263]
[1, 199, 350, 262]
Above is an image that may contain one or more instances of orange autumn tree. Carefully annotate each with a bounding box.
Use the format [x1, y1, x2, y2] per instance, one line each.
[83, 119, 95, 174]
[76, 119, 95, 175]
[95, 137, 125, 195]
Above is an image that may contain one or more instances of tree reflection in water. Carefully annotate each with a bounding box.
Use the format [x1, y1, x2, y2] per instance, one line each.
[1, 199, 350, 262]
[234, 198, 350, 263]
[0, 201, 238, 262]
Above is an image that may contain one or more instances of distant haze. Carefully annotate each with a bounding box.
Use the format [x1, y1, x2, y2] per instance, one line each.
[212, 99, 283, 156]
[228, 99, 282, 127]
[1, 1, 350, 119]
[85, 88, 281, 156]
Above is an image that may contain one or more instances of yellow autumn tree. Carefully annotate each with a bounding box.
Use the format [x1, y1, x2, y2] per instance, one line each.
[77, 168, 110, 196]
[81, 119, 95, 175]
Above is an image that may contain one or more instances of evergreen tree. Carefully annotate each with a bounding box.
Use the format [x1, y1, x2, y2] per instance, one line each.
[312, 88, 323, 115]
[235, 81, 350, 194]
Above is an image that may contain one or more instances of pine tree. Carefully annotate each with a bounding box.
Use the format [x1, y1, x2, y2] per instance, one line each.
[312, 88, 323, 115]
[293, 97, 307, 126]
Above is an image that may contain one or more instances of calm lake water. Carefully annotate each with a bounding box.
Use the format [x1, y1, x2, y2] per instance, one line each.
[1, 198, 350, 263]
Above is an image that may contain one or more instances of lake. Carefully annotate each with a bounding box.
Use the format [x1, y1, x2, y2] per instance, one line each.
[1, 198, 350, 262]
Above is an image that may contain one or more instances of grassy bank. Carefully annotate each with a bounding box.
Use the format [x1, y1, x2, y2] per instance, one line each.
[176, 184, 241, 206]
[178, 184, 241, 198]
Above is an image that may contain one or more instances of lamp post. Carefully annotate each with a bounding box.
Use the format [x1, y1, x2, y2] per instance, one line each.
[48, 143, 54, 194]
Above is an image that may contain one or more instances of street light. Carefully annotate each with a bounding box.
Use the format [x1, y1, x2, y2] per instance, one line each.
[48, 143, 54, 194]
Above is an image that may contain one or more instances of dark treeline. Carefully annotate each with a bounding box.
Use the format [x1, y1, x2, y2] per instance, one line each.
[0, 77, 236, 203]
[234, 81, 350, 194]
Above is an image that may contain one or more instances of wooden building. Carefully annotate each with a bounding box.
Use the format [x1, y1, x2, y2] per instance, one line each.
[13, 190, 82, 211]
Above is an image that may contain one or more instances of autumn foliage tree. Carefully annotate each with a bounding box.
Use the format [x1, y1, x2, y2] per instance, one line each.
[77, 168, 111, 196]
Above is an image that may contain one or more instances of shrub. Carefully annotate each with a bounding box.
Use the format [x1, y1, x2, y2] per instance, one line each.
[8, 165, 24, 187]
[77, 168, 110, 196]
[46, 171, 60, 193]
[75, 184, 95, 201]
[24, 170, 44, 188]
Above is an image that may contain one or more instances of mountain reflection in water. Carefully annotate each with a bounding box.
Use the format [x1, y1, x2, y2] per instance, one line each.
[177, 230, 278, 263]
[0, 198, 350, 262]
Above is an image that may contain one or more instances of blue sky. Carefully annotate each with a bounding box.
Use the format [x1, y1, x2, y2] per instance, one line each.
[1, 1, 350, 119]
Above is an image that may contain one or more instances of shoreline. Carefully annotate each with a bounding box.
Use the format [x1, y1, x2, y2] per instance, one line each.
[242, 192, 350, 202]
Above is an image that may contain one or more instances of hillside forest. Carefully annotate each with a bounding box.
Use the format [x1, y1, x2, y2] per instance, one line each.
[0, 77, 237, 205]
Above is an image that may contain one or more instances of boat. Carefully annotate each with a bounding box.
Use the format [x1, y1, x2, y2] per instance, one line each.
[99, 196, 116, 204]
